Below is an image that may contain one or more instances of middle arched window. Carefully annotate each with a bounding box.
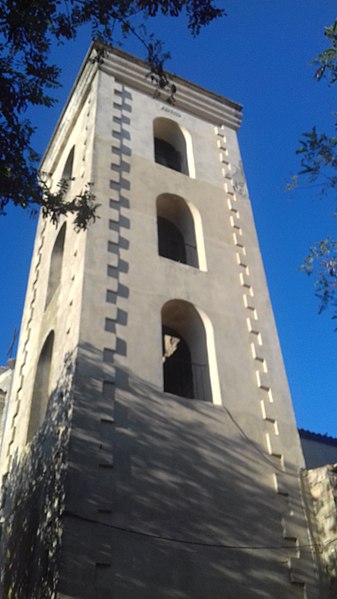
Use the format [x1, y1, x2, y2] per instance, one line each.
[156, 194, 198, 268]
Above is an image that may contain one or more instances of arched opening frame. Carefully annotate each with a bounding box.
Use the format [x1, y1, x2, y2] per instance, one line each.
[45, 223, 66, 309]
[153, 118, 195, 178]
[156, 194, 207, 271]
[27, 331, 55, 441]
[161, 300, 221, 405]
[62, 145, 75, 180]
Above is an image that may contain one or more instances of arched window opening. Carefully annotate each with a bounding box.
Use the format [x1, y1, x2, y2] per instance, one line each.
[45, 223, 66, 308]
[162, 326, 194, 398]
[157, 217, 186, 264]
[62, 145, 75, 180]
[153, 118, 192, 176]
[157, 194, 198, 267]
[0, 388, 6, 426]
[27, 331, 54, 442]
[154, 138, 181, 172]
[161, 300, 212, 402]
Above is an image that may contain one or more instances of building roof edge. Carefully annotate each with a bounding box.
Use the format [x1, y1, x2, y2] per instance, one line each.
[299, 428, 337, 447]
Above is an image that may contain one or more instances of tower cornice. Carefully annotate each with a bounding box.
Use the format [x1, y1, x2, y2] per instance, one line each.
[98, 43, 243, 130]
[41, 41, 243, 173]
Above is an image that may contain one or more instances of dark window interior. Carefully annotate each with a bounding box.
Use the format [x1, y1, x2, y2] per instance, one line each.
[155, 138, 182, 172]
[157, 217, 187, 264]
[62, 145, 75, 179]
[45, 223, 66, 308]
[27, 331, 54, 441]
[162, 326, 194, 399]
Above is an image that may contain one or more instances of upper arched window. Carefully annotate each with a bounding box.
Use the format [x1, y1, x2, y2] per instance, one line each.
[153, 118, 194, 177]
[27, 331, 54, 441]
[161, 300, 213, 402]
[62, 145, 75, 180]
[155, 139, 181, 172]
[45, 223, 66, 308]
[157, 194, 198, 267]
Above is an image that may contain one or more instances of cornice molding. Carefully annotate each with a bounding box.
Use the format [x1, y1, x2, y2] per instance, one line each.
[99, 43, 243, 130]
[41, 42, 243, 170]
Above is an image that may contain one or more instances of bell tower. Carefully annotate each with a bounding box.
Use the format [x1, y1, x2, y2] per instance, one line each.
[0, 45, 319, 598]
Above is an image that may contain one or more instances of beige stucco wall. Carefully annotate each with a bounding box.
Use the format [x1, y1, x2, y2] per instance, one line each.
[0, 62, 98, 472]
[59, 53, 317, 598]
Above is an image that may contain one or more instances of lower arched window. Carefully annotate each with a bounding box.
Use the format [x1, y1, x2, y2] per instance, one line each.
[162, 300, 212, 402]
[162, 326, 194, 398]
[27, 331, 54, 441]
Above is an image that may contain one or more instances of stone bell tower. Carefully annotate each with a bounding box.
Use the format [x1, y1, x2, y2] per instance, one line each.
[0, 44, 319, 598]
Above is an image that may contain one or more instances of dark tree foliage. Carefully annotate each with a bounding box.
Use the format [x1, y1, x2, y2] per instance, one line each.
[296, 19, 337, 321]
[0, 0, 224, 229]
[0, 355, 74, 598]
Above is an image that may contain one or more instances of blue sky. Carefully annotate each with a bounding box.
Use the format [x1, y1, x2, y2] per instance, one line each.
[0, 0, 336, 436]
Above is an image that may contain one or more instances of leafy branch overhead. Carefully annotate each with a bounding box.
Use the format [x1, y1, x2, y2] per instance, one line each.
[300, 239, 337, 317]
[312, 19, 337, 84]
[296, 19, 337, 321]
[0, 0, 224, 227]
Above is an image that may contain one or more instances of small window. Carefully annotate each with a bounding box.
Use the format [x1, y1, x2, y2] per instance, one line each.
[154, 138, 182, 172]
[157, 217, 186, 264]
[163, 326, 194, 398]
[27, 331, 54, 441]
[161, 300, 212, 402]
[153, 118, 193, 176]
[157, 194, 198, 267]
[0, 388, 6, 422]
[45, 223, 66, 308]
[62, 145, 75, 180]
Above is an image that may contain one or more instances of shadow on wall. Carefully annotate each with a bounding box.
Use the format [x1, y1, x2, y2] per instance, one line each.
[0, 354, 74, 599]
[57, 341, 313, 599]
[0, 340, 319, 598]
